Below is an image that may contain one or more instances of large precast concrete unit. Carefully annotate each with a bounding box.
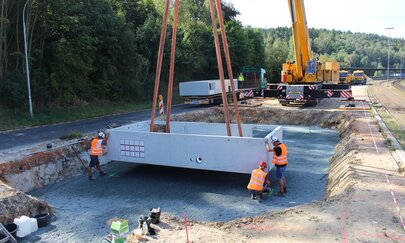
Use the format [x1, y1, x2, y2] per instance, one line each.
[107, 121, 282, 174]
[179, 79, 238, 96]
[179, 79, 239, 105]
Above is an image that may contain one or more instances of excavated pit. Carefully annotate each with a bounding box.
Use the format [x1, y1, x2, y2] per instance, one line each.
[0, 106, 361, 242]
[173, 107, 360, 200]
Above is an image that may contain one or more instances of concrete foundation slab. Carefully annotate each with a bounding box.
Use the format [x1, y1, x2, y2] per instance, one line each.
[108, 121, 283, 174]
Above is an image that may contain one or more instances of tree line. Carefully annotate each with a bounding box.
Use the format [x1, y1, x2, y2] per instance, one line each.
[0, 0, 404, 109]
[0, 0, 264, 108]
[263, 27, 405, 80]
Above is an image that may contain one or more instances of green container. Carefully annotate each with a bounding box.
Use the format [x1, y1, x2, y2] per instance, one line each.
[112, 235, 126, 243]
[111, 219, 129, 235]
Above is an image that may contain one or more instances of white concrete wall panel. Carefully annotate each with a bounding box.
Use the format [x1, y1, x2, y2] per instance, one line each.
[108, 121, 282, 174]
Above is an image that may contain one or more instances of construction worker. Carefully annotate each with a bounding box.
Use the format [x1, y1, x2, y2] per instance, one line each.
[88, 131, 108, 180]
[247, 161, 271, 202]
[238, 73, 245, 88]
[266, 136, 288, 196]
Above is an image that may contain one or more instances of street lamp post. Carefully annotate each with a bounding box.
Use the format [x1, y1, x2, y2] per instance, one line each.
[385, 27, 394, 86]
[23, 0, 33, 119]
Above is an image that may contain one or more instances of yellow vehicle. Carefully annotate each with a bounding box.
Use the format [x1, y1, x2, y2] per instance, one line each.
[281, 0, 321, 84]
[351, 70, 366, 85]
[339, 70, 352, 84]
[268, 0, 351, 106]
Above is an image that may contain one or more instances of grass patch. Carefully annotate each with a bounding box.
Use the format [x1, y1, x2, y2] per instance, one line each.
[60, 130, 82, 140]
[384, 138, 392, 146]
[374, 107, 405, 150]
[0, 97, 183, 131]
[369, 83, 405, 149]
[0, 101, 150, 131]
[0, 93, 184, 131]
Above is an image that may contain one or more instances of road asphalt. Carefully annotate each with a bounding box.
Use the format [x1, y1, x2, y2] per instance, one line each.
[0, 104, 202, 151]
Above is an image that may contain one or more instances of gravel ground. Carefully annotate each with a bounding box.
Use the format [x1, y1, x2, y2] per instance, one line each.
[23, 125, 338, 242]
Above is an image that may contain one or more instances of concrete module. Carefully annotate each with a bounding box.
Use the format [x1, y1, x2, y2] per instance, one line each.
[108, 121, 283, 174]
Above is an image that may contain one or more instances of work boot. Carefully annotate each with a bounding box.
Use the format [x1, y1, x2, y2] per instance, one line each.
[100, 171, 107, 176]
[251, 194, 257, 200]
[268, 188, 274, 196]
[258, 195, 264, 203]
[276, 191, 285, 197]
[260, 188, 272, 199]
[88, 176, 96, 180]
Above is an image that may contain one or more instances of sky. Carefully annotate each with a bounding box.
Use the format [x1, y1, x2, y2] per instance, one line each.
[226, 0, 405, 39]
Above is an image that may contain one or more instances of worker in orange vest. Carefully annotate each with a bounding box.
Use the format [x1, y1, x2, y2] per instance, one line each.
[266, 136, 288, 196]
[88, 131, 108, 180]
[247, 161, 271, 202]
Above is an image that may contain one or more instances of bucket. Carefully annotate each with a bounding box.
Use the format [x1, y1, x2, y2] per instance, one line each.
[14, 216, 31, 238]
[137, 216, 151, 228]
[30, 218, 38, 232]
[4, 223, 17, 238]
[34, 213, 51, 228]
[149, 208, 161, 224]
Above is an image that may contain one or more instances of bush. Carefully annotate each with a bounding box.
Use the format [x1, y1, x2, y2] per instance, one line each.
[60, 130, 82, 140]
[384, 138, 392, 146]
[0, 72, 27, 108]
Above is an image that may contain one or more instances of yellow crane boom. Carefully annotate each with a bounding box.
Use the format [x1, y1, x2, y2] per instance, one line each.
[282, 0, 327, 84]
[288, 0, 312, 80]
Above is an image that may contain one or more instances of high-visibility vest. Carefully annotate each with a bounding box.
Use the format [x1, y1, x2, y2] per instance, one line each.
[238, 74, 245, 81]
[247, 168, 267, 191]
[272, 143, 288, 166]
[90, 138, 103, 156]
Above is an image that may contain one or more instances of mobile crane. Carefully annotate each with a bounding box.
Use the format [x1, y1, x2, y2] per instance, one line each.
[264, 0, 351, 106]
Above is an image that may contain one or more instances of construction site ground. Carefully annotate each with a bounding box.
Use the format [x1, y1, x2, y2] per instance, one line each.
[22, 125, 337, 242]
[1, 81, 405, 242]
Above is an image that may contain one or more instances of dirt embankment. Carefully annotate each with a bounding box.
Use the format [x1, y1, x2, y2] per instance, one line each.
[0, 181, 52, 224]
[0, 143, 88, 192]
[173, 107, 357, 129]
[0, 142, 89, 224]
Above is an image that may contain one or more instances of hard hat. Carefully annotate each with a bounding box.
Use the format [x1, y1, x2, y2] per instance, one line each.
[98, 132, 105, 139]
[271, 136, 279, 142]
[259, 161, 267, 168]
